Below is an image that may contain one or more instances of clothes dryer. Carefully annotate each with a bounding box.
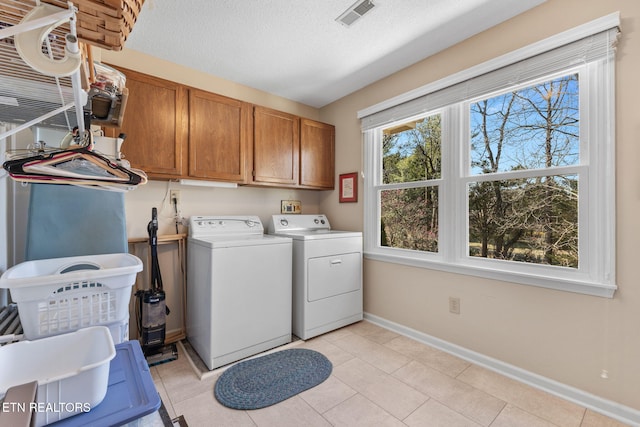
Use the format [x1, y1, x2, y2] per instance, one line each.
[187, 216, 292, 370]
[268, 214, 362, 340]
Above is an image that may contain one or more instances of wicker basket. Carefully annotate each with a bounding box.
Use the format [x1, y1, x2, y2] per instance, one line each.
[43, 0, 145, 51]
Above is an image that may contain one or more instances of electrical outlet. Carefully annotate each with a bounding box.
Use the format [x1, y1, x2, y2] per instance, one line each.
[170, 190, 180, 205]
[281, 200, 301, 214]
[449, 297, 461, 314]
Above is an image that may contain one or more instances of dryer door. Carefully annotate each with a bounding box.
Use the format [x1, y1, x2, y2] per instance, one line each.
[307, 252, 361, 301]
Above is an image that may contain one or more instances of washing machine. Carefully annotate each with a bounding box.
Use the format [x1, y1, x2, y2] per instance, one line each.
[268, 214, 362, 340]
[187, 215, 292, 370]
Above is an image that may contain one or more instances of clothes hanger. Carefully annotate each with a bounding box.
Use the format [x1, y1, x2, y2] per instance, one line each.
[4, 147, 146, 184]
[5, 172, 143, 192]
[3, 132, 147, 189]
[23, 147, 134, 181]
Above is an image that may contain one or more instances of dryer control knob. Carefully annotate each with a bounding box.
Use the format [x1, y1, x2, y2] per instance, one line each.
[280, 219, 289, 227]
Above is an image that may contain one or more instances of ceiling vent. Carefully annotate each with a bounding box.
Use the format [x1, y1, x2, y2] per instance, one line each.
[336, 0, 375, 27]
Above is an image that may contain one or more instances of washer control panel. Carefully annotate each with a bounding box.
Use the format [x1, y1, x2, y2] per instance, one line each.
[189, 215, 263, 237]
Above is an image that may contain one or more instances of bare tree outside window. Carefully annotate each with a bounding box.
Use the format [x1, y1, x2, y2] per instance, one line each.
[468, 74, 579, 267]
[379, 75, 580, 267]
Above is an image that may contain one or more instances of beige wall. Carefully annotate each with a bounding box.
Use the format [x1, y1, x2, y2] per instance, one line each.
[99, 49, 326, 238]
[319, 0, 640, 411]
[101, 49, 320, 120]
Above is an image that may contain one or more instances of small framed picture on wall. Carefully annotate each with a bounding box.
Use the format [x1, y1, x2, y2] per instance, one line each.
[339, 172, 358, 203]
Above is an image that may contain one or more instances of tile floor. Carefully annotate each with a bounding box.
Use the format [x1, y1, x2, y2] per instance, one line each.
[150, 321, 631, 427]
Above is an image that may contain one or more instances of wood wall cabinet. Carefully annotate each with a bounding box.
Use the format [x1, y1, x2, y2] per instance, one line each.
[300, 118, 335, 189]
[252, 106, 300, 186]
[107, 68, 188, 178]
[189, 89, 251, 183]
[107, 67, 334, 189]
[252, 107, 335, 190]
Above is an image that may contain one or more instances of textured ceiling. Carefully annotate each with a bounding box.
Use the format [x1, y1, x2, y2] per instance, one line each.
[125, 0, 546, 108]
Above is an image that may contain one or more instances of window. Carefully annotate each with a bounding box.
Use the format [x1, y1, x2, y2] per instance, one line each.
[381, 114, 441, 253]
[361, 16, 619, 297]
[467, 74, 580, 267]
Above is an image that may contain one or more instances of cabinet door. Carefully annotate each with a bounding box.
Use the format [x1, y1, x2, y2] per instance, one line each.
[189, 90, 251, 182]
[300, 119, 335, 189]
[112, 68, 188, 177]
[253, 106, 299, 186]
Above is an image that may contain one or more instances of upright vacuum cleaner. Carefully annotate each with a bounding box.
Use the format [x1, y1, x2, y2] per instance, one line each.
[136, 207, 178, 366]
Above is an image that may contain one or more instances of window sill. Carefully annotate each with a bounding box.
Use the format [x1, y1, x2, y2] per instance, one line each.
[364, 251, 617, 298]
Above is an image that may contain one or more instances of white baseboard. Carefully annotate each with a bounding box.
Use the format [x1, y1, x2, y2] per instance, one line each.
[363, 312, 640, 427]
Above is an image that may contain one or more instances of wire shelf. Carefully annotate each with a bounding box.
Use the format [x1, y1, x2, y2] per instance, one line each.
[0, 0, 82, 135]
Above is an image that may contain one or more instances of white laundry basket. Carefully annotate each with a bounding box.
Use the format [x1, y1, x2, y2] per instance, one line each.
[0, 326, 116, 426]
[0, 253, 142, 341]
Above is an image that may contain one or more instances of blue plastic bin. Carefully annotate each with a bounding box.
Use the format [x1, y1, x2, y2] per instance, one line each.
[50, 340, 161, 426]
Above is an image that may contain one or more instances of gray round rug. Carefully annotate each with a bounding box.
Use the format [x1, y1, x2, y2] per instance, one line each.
[214, 348, 332, 410]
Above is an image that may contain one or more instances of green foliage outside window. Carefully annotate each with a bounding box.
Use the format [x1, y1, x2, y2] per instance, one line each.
[381, 74, 579, 267]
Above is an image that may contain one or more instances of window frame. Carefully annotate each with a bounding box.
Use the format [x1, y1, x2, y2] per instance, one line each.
[378, 111, 444, 255]
[362, 15, 618, 298]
